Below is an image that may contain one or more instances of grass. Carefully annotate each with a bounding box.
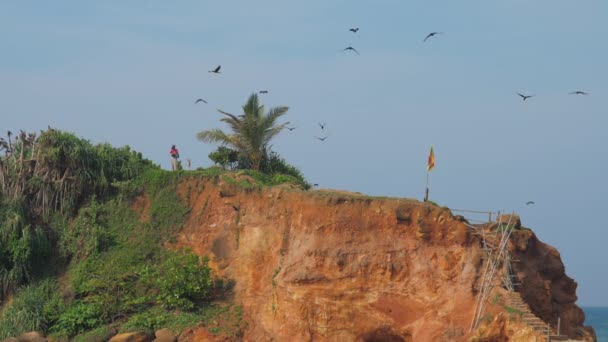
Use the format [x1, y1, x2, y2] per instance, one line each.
[72, 325, 116, 342]
[0, 279, 58, 339]
[504, 305, 523, 319]
[118, 306, 207, 334]
[492, 293, 503, 304]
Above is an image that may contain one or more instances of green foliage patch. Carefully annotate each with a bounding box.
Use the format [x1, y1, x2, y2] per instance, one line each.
[155, 250, 213, 311]
[0, 279, 58, 339]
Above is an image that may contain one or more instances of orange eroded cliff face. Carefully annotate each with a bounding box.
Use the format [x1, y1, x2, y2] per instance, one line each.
[141, 175, 592, 341]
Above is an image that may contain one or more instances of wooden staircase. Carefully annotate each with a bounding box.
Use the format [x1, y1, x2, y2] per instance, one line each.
[506, 292, 571, 341]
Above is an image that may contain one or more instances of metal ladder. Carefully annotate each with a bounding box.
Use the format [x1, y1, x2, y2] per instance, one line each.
[469, 214, 516, 332]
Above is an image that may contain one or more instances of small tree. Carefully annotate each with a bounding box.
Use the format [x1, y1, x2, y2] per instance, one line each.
[208, 146, 239, 170]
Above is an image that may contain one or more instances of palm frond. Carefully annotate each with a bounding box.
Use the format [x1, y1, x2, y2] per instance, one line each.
[196, 129, 233, 145]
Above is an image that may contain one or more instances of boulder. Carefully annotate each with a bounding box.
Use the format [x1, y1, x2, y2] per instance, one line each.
[177, 328, 215, 342]
[108, 332, 152, 342]
[2, 338, 20, 342]
[153, 329, 176, 342]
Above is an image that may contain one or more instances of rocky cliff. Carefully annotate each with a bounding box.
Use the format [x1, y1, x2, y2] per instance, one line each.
[137, 174, 594, 341]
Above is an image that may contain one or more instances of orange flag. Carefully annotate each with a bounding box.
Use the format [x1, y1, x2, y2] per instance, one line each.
[427, 146, 435, 172]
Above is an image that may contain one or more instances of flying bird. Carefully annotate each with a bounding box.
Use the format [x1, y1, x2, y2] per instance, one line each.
[286, 127, 297, 131]
[526, 201, 535, 205]
[232, 205, 240, 211]
[313, 183, 319, 187]
[517, 93, 534, 101]
[318, 122, 327, 130]
[343, 46, 360, 55]
[569, 91, 589, 95]
[194, 98, 207, 104]
[316, 136, 329, 141]
[349, 28, 359, 33]
[259, 90, 269, 94]
[209, 65, 221, 74]
[423, 32, 443, 42]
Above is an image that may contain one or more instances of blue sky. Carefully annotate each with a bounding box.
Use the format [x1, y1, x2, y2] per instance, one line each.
[1, 1, 607, 306]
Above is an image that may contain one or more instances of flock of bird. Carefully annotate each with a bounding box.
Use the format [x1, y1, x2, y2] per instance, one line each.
[194, 27, 590, 117]
[191, 27, 591, 201]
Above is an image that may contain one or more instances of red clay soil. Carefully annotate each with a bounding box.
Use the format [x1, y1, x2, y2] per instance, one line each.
[149, 175, 594, 341]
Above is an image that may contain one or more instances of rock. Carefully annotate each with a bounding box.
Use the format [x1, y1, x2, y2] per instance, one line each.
[108, 332, 152, 342]
[153, 329, 176, 342]
[170, 177, 593, 341]
[177, 327, 215, 342]
[2, 338, 19, 342]
[17, 332, 46, 342]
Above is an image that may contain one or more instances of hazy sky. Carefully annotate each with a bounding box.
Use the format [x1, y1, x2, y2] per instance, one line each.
[1, 1, 607, 306]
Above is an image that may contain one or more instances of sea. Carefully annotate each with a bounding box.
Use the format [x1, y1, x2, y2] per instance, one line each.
[583, 307, 608, 341]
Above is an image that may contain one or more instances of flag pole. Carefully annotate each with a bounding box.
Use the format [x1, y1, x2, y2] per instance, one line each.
[424, 170, 429, 202]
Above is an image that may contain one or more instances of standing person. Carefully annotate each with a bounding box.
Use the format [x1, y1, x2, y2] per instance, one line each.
[170, 145, 180, 171]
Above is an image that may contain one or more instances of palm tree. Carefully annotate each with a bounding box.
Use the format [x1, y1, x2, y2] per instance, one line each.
[196, 94, 289, 170]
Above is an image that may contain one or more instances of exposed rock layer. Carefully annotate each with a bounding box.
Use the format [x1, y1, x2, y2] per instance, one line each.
[150, 176, 595, 341]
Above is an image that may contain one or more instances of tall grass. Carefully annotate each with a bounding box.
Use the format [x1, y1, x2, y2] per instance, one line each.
[0, 279, 58, 339]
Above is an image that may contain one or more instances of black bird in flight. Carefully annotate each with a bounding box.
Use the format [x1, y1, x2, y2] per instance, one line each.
[259, 90, 269, 94]
[569, 91, 589, 95]
[316, 136, 329, 141]
[209, 65, 221, 74]
[517, 93, 534, 101]
[194, 98, 207, 104]
[318, 122, 327, 130]
[423, 32, 443, 42]
[349, 28, 359, 33]
[526, 201, 535, 205]
[286, 126, 297, 131]
[343, 46, 360, 55]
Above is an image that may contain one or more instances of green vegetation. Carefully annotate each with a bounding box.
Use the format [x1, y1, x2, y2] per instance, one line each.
[503, 305, 523, 318]
[0, 279, 58, 338]
[0, 129, 248, 339]
[492, 293, 503, 304]
[197, 93, 289, 171]
[155, 250, 213, 311]
[0, 123, 311, 339]
[0, 174, 223, 339]
[198, 94, 310, 189]
[0, 129, 153, 300]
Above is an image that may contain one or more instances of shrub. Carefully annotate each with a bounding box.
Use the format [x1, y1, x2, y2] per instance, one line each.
[208, 147, 239, 170]
[260, 152, 310, 189]
[0, 202, 51, 299]
[0, 279, 58, 339]
[60, 199, 112, 260]
[52, 302, 103, 337]
[156, 250, 213, 310]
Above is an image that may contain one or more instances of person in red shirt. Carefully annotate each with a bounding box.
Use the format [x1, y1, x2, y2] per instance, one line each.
[170, 145, 180, 171]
